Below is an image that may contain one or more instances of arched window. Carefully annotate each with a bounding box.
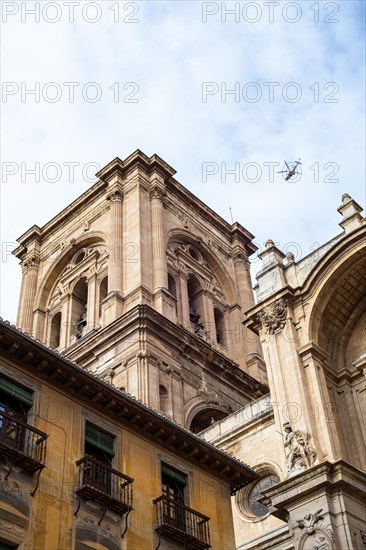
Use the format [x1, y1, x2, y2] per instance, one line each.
[71, 277, 88, 339]
[168, 273, 177, 299]
[214, 308, 226, 347]
[99, 276, 108, 318]
[189, 408, 228, 434]
[187, 274, 205, 333]
[50, 312, 61, 349]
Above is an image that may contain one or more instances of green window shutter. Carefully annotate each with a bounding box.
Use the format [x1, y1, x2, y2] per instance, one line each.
[162, 464, 187, 487]
[0, 376, 33, 407]
[85, 424, 115, 458]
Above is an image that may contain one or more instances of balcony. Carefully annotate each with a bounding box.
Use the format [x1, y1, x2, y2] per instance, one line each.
[154, 495, 211, 550]
[0, 411, 48, 472]
[76, 456, 133, 515]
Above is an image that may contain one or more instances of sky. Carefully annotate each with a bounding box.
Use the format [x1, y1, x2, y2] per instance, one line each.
[1, 0, 365, 323]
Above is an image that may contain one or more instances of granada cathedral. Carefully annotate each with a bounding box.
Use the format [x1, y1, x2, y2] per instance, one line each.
[0, 150, 365, 550]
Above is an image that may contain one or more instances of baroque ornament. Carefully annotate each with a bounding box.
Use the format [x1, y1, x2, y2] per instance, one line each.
[297, 509, 324, 534]
[258, 298, 287, 334]
[297, 510, 334, 550]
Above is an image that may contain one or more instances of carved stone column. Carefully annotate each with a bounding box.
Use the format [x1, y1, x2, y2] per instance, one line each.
[60, 293, 71, 349]
[150, 187, 167, 292]
[16, 261, 28, 326]
[178, 269, 189, 327]
[86, 271, 97, 331]
[21, 256, 40, 335]
[108, 187, 124, 293]
[202, 290, 216, 343]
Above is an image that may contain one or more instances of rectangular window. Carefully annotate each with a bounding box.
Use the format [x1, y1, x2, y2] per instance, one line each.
[161, 463, 187, 504]
[85, 423, 115, 463]
[161, 463, 188, 532]
[0, 376, 33, 452]
[82, 423, 115, 496]
[0, 376, 33, 408]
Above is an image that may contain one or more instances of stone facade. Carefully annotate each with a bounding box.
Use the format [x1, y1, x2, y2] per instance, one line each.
[202, 193, 366, 549]
[0, 319, 255, 550]
[4, 151, 366, 549]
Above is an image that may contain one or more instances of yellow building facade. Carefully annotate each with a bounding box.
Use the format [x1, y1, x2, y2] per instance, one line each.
[0, 319, 256, 549]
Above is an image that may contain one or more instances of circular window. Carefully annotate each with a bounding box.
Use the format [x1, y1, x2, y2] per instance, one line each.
[74, 250, 85, 265]
[237, 472, 280, 519]
[188, 246, 200, 261]
[248, 474, 280, 516]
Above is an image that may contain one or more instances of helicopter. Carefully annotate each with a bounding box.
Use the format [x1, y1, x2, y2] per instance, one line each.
[278, 159, 302, 181]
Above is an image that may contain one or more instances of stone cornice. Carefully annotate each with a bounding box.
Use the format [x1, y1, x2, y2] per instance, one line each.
[96, 150, 177, 184]
[13, 150, 258, 262]
[260, 459, 366, 521]
[297, 341, 329, 363]
[0, 317, 258, 494]
[14, 181, 108, 260]
[165, 179, 257, 256]
[64, 304, 268, 399]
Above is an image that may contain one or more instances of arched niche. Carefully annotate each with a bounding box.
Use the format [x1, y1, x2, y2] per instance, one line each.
[99, 275, 108, 319]
[71, 277, 88, 339]
[307, 246, 366, 372]
[214, 307, 226, 347]
[49, 311, 62, 349]
[189, 407, 229, 434]
[33, 233, 107, 313]
[187, 273, 205, 332]
[165, 229, 238, 305]
[167, 273, 177, 299]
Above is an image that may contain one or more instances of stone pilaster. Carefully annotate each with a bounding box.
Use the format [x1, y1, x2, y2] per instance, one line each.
[261, 460, 366, 550]
[86, 271, 97, 331]
[16, 261, 27, 326]
[150, 187, 167, 313]
[108, 186, 124, 293]
[233, 253, 261, 357]
[104, 186, 124, 323]
[21, 256, 40, 335]
[177, 269, 189, 327]
[297, 343, 342, 464]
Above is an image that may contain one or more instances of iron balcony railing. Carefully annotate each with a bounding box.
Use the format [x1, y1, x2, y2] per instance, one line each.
[154, 495, 211, 549]
[0, 410, 48, 471]
[76, 456, 133, 515]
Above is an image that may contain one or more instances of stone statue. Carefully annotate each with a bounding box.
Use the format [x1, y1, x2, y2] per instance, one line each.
[283, 422, 317, 473]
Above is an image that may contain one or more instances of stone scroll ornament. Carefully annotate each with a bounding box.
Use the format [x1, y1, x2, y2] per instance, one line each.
[258, 298, 287, 334]
[297, 509, 334, 550]
[283, 422, 317, 474]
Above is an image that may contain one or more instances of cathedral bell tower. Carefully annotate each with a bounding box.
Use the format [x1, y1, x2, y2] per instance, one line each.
[14, 150, 268, 430]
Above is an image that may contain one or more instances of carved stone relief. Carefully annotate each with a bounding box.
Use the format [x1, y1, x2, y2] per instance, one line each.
[258, 298, 287, 334]
[296, 511, 334, 550]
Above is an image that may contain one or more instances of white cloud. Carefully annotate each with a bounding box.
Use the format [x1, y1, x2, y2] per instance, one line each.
[1, 0, 365, 322]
